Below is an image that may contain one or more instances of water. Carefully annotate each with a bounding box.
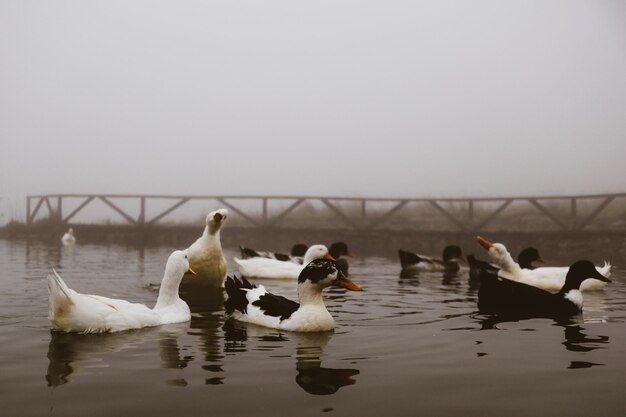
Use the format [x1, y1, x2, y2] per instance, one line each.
[1, 239, 625, 417]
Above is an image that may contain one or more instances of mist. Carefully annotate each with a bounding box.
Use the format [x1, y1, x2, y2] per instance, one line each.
[1, 1, 626, 222]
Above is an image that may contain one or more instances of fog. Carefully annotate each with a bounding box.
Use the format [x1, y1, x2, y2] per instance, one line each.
[1, 1, 626, 222]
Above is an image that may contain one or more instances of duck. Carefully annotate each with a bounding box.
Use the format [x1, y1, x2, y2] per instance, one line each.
[184, 209, 228, 287]
[61, 228, 76, 245]
[477, 260, 611, 317]
[398, 245, 464, 274]
[329, 242, 356, 276]
[476, 236, 611, 292]
[224, 258, 363, 332]
[234, 244, 333, 279]
[467, 247, 544, 280]
[239, 243, 308, 264]
[47, 250, 196, 333]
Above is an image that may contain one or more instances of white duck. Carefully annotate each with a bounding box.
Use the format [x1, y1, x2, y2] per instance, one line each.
[234, 244, 333, 279]
[61, 228, 76, 245]
[476, 236, 611, 292]
[47, 250, 196, 333]
[224, 259, 362, 332]
[184, 209, 228, 287]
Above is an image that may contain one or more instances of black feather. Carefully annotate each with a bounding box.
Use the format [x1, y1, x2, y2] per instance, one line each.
[224, 275, 255, 315]
[274, 252, 291, 262]
[252, 293, 300, 321]
[239, 246, 261, 259]
[398, 249, 428, 268]
[298, 259, 340, 284]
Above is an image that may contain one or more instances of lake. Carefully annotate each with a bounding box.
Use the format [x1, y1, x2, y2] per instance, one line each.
[1, 238, 625, 417]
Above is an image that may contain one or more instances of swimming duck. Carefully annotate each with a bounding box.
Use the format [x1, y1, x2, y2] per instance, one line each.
[184, 209, 228, 287]
[477, 260, 611, 316]
[61, 228, 76, 245]
[398, 245, 464, 273]
[47, 250, 196, 333]
[234, 244, 333, 279]
[239, 243, 308, 264]
[468, 247, 544, 280]
[224, 259, 362, 332]
[476, 236, 611, 292]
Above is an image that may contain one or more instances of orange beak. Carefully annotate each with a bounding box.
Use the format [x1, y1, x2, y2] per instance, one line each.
[332, 273, 363, 291]
[324, 252, 336, 261]
[537, 256, 545, 263]
[345, 250, 356, 258]
[476, 236, 494, 251]
[186, 267, 197, 276]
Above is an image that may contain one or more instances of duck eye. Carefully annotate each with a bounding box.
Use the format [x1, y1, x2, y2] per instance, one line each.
[185, 255, 188, 259]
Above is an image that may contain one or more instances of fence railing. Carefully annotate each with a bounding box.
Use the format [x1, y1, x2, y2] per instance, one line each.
[25, 193, 626, 232]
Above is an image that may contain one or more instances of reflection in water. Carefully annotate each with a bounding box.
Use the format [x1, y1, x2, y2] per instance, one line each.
[223, 321, 360, 395]
[46, 322, 190, 387]
[180, 284, 226, 385]
[475, 314, 610, 368]
[560, 324, 609, 353]
[294, 332, 360, 395]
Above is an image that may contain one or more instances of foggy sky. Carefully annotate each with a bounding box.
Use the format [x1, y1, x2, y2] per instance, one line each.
[1, 1, 626, 221]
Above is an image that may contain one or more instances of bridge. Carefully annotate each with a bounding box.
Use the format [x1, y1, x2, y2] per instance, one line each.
[25, 193, 626, 233]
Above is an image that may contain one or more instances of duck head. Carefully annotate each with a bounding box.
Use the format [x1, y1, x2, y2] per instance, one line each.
[291, 244, 309, 257]
[561, 260, 611, 293]
[518, 247, 544, 269]
[298, 259, 362, 291]
[476, 236, 512, 265]
[442, 245, 463, 262]
[329, 242, 356, 258]
[303, 244, 334, 265]
[207, 208, 228, 235]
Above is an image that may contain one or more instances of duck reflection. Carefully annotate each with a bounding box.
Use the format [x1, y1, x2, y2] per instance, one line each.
[223, 321, 360, 395]
[46, 322, 190, 387]
[179, 285, 226, 385]
[474, 313, 610, 368]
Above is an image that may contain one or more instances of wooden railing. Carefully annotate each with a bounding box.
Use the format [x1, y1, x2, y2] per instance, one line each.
[25, 193, 626, 232]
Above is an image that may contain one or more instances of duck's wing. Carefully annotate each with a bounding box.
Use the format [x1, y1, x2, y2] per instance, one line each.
[252, 292, 300, 321]
[398, 249, 432, 266]
[239, 246, 263, 259]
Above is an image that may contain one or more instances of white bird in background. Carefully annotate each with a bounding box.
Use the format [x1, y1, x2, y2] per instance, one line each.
[476, 236, 611, 292]
[47, 250, 196, 333]
[61, 228, 76, 245]
[184, 209, 228, 288]
[234, 244, 334, 280]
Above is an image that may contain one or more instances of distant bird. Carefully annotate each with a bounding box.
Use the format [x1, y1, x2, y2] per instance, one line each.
[234, 244, 333, 280]
[184, 209, 228, 288]
[239, 243, 308, 264]
[476, 236, 611, 292]
[47, 250, 196, 333]
[477, 260, 611, 317]
[224, 259, 362, 332]
[398, 245, 464, 274]
[328, 242, 356, 276]
[61, 228, 76, 245]
[467, 247, 544, 280]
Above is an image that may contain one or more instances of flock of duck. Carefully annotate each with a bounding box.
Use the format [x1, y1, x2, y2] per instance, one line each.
[48, 208, 613, 335]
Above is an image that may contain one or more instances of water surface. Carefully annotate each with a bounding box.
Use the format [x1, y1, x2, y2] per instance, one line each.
[1, 239, 625, 416]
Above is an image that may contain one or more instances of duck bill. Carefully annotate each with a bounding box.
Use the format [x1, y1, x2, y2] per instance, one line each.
[345, 250, 356, 258]
[332, 274, 362, 291]
[324, 253, 336, 261]
[537, 256, 546, 264]
[476, 236, 494, 251]
[593, 270, 611, 283]
[186, 267, 197, 276]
